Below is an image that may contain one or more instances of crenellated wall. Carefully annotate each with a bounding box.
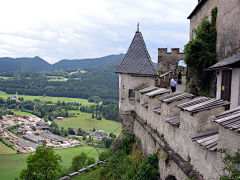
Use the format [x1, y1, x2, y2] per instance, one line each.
[121, 87, 240, 179]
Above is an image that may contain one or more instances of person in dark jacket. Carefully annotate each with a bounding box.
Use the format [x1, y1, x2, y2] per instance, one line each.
[188, 78, 199, 96]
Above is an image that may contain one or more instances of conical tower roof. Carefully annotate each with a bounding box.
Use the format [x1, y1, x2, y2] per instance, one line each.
[115, 30, 158, 76]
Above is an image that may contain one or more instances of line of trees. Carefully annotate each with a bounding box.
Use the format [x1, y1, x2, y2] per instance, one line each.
[80, 103, 119, 121]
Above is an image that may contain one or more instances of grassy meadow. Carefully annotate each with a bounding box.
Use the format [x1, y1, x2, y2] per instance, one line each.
[0, 91, 93, 106]
[0, 91, 42, 101]
[57, 111, 121, 135]
[0, 76, 12, 80]
[41, 96, 92, 105]
[0, 142, 16, 154]
[10, 110, 33, 115]
[0, 145, 105, 180]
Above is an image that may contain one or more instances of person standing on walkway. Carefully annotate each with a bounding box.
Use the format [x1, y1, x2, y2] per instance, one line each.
[170, 76, 177, 93]
[188, 78, 199, 97]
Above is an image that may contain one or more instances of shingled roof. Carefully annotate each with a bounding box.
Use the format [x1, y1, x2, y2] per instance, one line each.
[115, 31, 159, 76]
[205, 53, 240, 71]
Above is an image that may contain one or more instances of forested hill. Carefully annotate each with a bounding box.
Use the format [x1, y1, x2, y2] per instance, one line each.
[0, 56, 53, 73]
[0, 58, 123, 100]
[52, 54, 125, 70]
[0, 54, 125, 73]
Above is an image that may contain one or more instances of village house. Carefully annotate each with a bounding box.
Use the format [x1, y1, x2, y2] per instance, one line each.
[56, 117, 63, 120]
[94, 130, 108, 138]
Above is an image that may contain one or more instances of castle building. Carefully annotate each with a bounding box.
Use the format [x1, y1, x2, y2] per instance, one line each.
[116, 2, 240, 177]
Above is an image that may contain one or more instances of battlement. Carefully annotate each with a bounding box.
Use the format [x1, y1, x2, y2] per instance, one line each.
[158, 48, 184, 55]
[157, 48, 186, 72]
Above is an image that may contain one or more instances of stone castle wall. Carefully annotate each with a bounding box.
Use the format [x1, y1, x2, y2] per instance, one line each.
[121, 89, 240, 179]
[189, 0, 240, 61]
[133, 119, 189, 180]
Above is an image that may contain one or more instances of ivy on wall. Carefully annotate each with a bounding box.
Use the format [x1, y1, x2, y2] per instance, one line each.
[184, 7, 218, 92]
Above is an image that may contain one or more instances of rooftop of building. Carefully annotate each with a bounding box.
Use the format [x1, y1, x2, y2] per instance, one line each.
[205, 53, 240, 71]
[187, 0, 208, 19]
[115, 27, 158, 76]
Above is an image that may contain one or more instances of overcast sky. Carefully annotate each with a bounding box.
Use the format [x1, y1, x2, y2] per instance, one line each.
[0, 0, 197, 64]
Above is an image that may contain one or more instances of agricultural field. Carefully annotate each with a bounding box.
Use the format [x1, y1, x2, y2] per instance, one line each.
[10, 110, 33, 116]
[56, 111, 122, 135]
[46, 76, 68, 81]
[0, 145, 105, 180]
[0, 92, 94, 106]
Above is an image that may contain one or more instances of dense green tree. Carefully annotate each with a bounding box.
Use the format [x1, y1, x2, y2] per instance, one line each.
[68, 127, 75, 135]
[19, 143, 63, 180]
[63, 130, 69, 137]
[109, 132, 117, 139]
[82, 134, 86, 140]
[77, 128, 83, 136]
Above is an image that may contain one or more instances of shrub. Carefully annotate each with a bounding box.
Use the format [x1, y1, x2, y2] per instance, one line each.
[119, 132, 135, 155]
[87, 157, 95, 166]
[99, 150, 111, 161]
[218, 148, 240, 180]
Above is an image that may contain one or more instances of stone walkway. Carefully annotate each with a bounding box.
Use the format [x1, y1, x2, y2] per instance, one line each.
[167, 76, 186, 93]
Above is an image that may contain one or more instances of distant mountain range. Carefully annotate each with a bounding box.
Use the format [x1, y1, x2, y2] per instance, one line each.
[0, 54, 158, 73]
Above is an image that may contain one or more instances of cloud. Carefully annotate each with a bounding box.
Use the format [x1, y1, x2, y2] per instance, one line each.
[42, 30, 58, 40]
[0, 0, 197, 64]
[27, 48, 42, 53]
[58, 38, 69, 44]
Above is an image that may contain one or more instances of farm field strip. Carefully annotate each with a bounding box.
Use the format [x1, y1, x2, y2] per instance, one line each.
[10, 110, 33, 115]
[0, 76, 12, 80]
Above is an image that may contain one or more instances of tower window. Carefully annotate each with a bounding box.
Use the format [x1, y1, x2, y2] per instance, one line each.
[129, 89, 135, 98]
